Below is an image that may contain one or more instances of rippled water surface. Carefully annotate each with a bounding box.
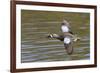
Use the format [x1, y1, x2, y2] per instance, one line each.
[21, 10, 90, 63]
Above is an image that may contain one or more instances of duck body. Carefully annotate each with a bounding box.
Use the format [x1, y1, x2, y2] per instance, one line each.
[47, 20, 80, 55]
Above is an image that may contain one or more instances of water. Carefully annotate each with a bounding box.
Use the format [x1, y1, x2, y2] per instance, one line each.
[21, 10, 90, 63]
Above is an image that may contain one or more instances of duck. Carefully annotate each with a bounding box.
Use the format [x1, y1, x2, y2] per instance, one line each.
[47, 20, 80, 55]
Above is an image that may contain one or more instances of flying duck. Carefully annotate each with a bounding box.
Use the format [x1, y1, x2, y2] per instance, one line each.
[47, 20, 80, 55]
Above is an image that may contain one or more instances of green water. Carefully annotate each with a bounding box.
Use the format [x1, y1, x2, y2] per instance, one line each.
[21, 10, 90, 63]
